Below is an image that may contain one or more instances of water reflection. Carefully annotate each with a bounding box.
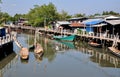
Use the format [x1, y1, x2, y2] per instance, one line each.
[55, 40, 75, 49]
[76, 41, 120, 68]
[34, 53, 43, 63]
[20, 58, 29, 64]
[0, 52, 17, 77]
[2, 33, 119, 77]
[34, 33, 120, 68]
[52, 40, 75, 52]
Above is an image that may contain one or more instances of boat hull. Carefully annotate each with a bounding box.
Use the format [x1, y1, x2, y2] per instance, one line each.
[20, 48, 29, 60]
[88, 42, 102, 48]
[34, 43, 43, 54]
[108, 47, 120, 57]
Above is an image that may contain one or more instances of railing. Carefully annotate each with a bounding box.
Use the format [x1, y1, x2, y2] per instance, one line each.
[4, 24, 120, 43]
[21, 26, 120, 42]
[76, 30, 120, 41]
[0, 33, 15, 46]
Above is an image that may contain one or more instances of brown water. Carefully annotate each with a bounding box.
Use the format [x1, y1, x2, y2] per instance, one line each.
[0, 33, 120, 77]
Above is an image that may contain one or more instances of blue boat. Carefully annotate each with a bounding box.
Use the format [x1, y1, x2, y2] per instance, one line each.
[53, 35, 76, 42]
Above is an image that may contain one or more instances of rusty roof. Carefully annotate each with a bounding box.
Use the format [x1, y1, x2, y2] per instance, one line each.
[70, 22, 85, 27]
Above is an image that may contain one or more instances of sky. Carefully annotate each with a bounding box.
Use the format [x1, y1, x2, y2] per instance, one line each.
[0, 0, 120, 16]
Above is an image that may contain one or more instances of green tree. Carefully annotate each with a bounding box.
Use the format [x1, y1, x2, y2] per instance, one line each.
[102, 11, 119, 16]
[93, 13, 101, 16]
[74, 13, 85, 17]
[58, 10, 72, 21]
[26, 2, 58, 27]
[0, 12, 11, 24]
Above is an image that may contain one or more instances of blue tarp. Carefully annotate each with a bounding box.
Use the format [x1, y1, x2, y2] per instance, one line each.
[83, 19, 104, 26]
[83, 19, 104, 32]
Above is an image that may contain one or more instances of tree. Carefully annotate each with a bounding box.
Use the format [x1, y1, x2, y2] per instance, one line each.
[74, 13, 85, 17]
[0, 12, 11, 24]
[102, 11, 119, 16]
[26, 2, 58, 27]
[93, 13, 101, 16]
[58, 10, 72, 21]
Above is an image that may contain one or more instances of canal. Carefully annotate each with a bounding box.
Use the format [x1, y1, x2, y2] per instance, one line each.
[0, 33, 120, 77]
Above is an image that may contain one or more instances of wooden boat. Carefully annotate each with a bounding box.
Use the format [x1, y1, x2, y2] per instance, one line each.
[108, 47, 120, 57]
[34, 43, 44, 61]
[88, 42, 102, 48]
[34, 43, 43, 54]
[20, 48, 29, 60]
[53, 35, 76, 42]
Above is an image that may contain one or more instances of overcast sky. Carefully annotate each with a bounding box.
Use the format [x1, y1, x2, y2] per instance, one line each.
[0, 0, 120, 16]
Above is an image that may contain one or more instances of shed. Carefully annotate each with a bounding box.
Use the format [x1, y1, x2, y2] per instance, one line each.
[55, 21, 71, 29]
[83, 19, 104, 33]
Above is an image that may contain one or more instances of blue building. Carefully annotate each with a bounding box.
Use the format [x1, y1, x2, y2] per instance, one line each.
[83, 19, 104, 33]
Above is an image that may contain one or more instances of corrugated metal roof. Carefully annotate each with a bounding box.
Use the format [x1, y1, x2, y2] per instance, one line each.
[106, 20, 120, 25]
[68, 17, 87, 21]
[105, 16, 120, 20]
[70, 23, 85, 27]
[57, 21, 70, 25]
[83, 19, 104, 25]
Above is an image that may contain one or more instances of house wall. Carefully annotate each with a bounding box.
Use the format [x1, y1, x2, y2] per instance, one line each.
[86, 25, 93, 32]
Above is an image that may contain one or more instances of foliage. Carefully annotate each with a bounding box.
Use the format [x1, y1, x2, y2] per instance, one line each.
[26, 2, 58, 27]
[74, 13, 86, 17]
[88, 11, 120, 18]
[58, 10, 72, 21]
[0, 1, 120, 27]
[12, 14, 26, 24]
[102, 11, 120, 15]
[0, 12, 11, 24]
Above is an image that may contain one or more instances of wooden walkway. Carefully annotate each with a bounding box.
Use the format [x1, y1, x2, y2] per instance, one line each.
[4, 24, 120, 43]
[38, 27, 120, 43]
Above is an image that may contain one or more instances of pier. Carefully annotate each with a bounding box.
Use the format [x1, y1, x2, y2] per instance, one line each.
[4, 24, 120, 56]
[5, 24, 120, 43]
